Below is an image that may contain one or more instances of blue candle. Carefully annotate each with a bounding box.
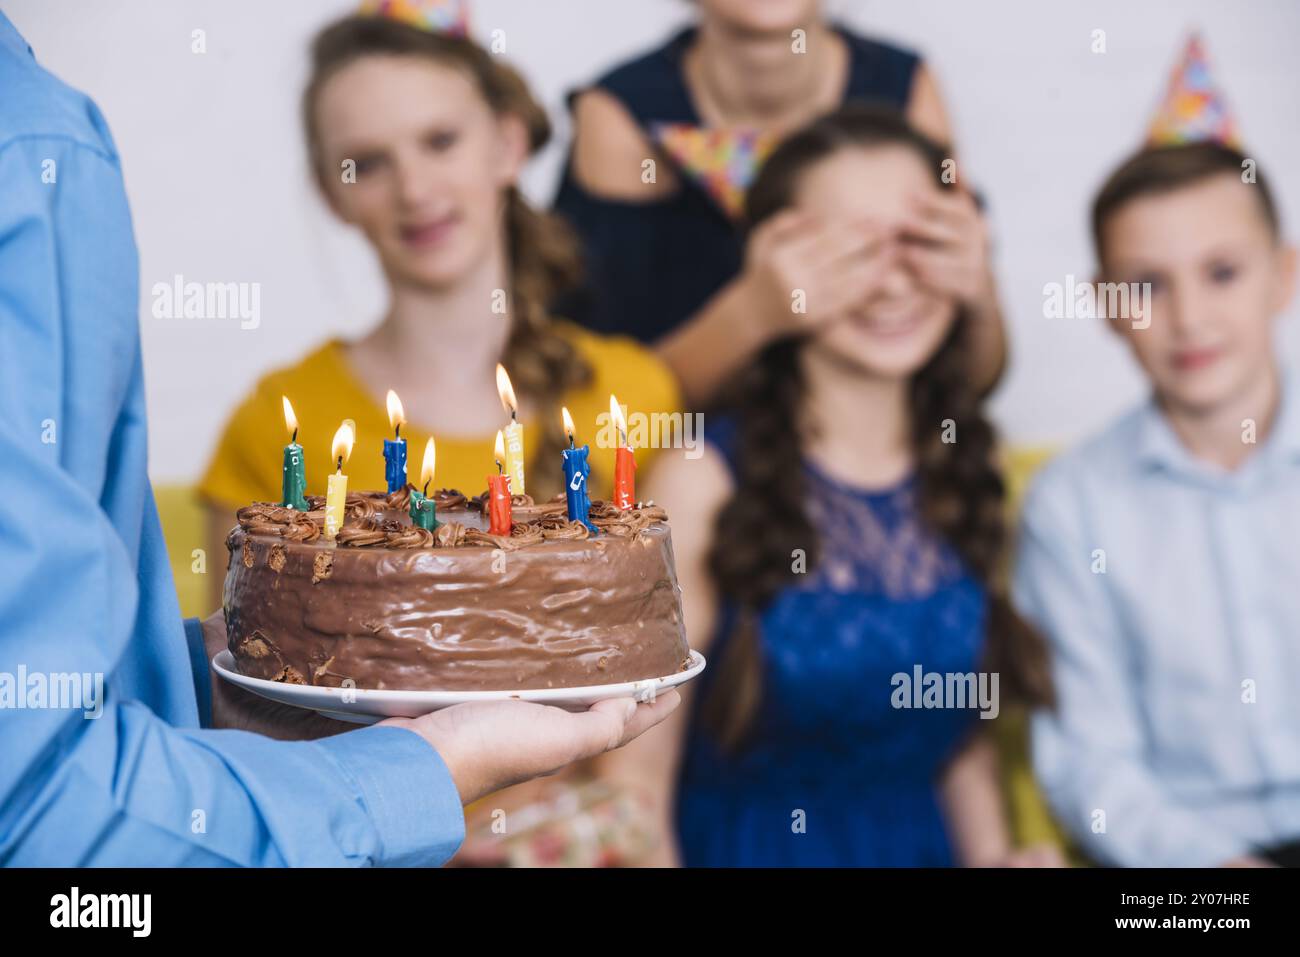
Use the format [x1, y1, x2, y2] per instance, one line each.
[560, 406, 597, 534]
[383, 437, 407, 492]
[384, 389, 408, 492]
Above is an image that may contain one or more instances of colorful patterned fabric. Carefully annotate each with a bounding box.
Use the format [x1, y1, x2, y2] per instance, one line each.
[650, 123, 782, 220]
[1146, 34, 1240, 148]
[358, 0, 470, 36]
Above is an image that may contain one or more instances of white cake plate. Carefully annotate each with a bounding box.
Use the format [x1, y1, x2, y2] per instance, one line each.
[212, 649, 706, 725]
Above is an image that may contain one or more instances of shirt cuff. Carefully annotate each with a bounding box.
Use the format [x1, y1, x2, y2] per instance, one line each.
[183, 617, 213, 729]
[314, 725, 466, 867]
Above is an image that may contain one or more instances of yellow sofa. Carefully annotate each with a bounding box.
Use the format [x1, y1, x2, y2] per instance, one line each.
[156, 444, 1078, 859]
[157, 484, 212, 621]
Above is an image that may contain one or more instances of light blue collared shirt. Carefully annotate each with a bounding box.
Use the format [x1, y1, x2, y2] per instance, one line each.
[1014, 367, 1300, 867]
[0, 12, 464, 865]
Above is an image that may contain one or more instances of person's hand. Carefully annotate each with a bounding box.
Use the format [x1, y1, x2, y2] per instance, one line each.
[206, 610, 681, 800]
[737, 210, 898, 342]
[898, 189, 995, 311]
[1221, 854, 1277, 867]
[982, 842, 1069, 868]
[382, 691, 681, 807]
[202, 611, 354, 740]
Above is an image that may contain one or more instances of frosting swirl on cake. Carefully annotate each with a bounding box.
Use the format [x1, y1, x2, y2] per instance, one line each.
[232, 489, 668, 550]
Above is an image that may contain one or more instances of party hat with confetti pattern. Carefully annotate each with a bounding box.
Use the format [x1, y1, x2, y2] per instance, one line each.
[358, 0, 470, 36]
[651, 123, 783, 221]
[1146, 34, 1240, 148]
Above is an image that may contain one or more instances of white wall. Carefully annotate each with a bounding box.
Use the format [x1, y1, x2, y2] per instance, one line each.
[8, 0, 1300, 481]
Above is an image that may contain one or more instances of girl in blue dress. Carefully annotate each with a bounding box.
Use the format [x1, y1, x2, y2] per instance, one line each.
[599, 107, 1058, 867]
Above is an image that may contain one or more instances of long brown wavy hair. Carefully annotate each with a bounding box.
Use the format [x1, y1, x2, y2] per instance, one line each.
[702, 106, 1054, 751]
[302, 14, 590, 499]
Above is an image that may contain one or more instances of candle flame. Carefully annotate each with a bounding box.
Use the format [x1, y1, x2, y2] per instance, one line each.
[331, 420, 355, 468]
[282, 396, 299, 438]
[495, 364, 518, 417]
[561, 405, 575, 443]
[609, 394, 627, 446]
[386, 390, 406, 433]
[494, 429, 505, 469]
[420, 436, 436, 489]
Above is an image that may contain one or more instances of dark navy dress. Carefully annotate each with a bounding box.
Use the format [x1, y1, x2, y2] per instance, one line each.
[553, 25, 919, 344]
[674, 421, 988, 866]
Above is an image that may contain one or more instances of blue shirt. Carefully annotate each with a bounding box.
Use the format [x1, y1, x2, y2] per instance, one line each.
[0, 12, 464, 866]
[1014, 368, 1300, 867]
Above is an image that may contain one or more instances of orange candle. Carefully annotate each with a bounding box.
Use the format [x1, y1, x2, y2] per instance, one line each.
[610, 394, 636, 509]
[487, 430, 512, 536]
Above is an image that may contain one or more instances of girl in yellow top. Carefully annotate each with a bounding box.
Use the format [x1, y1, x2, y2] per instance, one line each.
[198, 13, 680, 606]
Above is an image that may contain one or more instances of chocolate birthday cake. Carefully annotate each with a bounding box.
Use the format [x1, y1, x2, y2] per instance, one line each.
[222, 488, 692, 691]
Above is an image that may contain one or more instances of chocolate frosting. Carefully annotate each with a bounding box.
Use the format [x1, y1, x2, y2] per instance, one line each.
[223, 490, 691, 691]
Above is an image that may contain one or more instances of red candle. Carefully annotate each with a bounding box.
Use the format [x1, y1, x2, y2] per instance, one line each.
[610, 394, 636, 509]
[488, 430, 512, 536]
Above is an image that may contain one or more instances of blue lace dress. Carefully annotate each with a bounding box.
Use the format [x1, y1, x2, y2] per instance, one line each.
[674, 431, 988, 867]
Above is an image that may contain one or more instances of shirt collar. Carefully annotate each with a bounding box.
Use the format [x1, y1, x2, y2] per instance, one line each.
[1136, 364, 1300, 479]
[0, 11, 33, 60]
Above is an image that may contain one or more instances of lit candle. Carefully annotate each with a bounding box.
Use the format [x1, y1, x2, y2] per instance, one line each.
[560, 406, 597, 534]
[383, 390, 408, 493]
[495, 363, 526, 495]
[280, 395, 309, 511]
[324, 420, 354, 542]
[610, 393, 636, 510]
[487, 429, 512, 536]
[409, 437, 440, 531]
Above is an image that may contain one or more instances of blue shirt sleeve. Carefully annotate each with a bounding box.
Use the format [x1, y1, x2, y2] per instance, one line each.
[183, 618, 215, 729]
[0, 92, 464, 865]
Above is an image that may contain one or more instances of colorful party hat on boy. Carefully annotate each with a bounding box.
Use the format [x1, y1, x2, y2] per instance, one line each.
[651, 123, 782, 221]
[1145, 34, 1240, 148]
[358, 0, 470, 36]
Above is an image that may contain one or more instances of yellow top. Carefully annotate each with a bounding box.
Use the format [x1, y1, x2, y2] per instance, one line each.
[197, 322, 682, 514]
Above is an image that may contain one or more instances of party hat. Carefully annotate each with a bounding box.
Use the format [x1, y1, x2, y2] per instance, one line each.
[1145, 33, 1240, 148]
[358, 0, 470, 36]
[651, 123, 782, 220]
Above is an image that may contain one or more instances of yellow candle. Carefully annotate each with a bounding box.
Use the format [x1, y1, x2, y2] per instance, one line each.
[496, 363, 526, 495]
[504, 420, 524, 494]
[324, 420, 355, 541]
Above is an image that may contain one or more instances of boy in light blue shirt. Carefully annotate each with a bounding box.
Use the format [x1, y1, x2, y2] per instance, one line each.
[1014, 139, 1299, 867]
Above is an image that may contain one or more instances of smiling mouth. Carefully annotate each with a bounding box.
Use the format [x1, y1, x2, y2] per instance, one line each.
[400, 214, 459, 248]
[852, 309, 925, 337]
[1171, 347, 1222, 372]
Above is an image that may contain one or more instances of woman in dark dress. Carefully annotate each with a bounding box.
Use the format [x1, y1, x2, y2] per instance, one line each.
[555, 0, 1006, 406]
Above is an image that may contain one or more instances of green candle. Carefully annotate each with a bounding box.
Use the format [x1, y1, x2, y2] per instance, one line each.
[409, 437, 439, 531]
[409, 489, 439, 531]
[280, 396, 309, 510]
